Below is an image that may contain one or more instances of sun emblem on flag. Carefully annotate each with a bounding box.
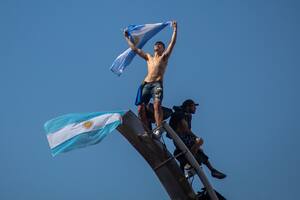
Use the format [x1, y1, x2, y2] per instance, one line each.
[83, 121, 93, 129]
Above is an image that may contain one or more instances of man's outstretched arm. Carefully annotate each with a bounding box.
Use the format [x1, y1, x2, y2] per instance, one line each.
[163, 21, 177, 59]
[124, 31, 148, 61]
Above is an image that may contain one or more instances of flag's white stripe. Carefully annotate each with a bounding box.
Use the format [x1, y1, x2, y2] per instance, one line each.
[47, 113, 122, 149]
[130, 23, 163, 36]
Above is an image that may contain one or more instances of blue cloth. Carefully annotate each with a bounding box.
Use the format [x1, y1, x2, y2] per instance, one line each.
[44, 111, 125, 156]
[110, 21, 171, 76]
[135, 83, 144, 106]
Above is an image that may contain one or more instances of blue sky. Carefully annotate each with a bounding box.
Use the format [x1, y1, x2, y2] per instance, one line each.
[0, 0, 299, 199]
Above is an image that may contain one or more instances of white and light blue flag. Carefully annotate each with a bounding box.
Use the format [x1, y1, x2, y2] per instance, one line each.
[110, 21, 172, 76]
[44, 111, 125, 156]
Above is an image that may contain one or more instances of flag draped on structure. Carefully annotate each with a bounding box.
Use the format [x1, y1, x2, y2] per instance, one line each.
[44, 111, 125, 156]
[110, 21, 172, 76]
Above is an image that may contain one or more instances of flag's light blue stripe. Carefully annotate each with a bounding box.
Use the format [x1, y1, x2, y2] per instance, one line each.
[110, 21, 171, 76]
[50, 119, 122, 156]
[44, 111, 125, 134]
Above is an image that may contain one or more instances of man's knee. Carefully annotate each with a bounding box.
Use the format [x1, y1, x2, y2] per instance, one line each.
[153, 101, 161, 111]
[153, 84, 163, 104]
[195, 150, 209, 165]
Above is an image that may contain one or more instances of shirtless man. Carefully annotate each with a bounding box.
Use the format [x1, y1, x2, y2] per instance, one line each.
[124, 21, 177, 135]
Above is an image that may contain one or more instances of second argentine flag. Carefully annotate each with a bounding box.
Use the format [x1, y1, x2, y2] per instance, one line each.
[44, 111, 125, 156]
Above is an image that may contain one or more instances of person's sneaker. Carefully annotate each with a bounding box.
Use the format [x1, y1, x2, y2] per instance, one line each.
[186, 169, 196, 179]
[152, 129, 162, 139]
[185, 169, 196, 179]
[211, 169, 226, 179]
[183, 164, 196, 178]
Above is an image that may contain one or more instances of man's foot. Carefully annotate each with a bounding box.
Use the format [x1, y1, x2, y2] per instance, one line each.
[152, 129, 162, 139]
[211, 169, 226, 179]
[152, 126, 164, 139]
[184, 164, 196, 179]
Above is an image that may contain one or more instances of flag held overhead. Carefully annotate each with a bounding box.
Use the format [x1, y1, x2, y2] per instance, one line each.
[110, 21, 172, 76]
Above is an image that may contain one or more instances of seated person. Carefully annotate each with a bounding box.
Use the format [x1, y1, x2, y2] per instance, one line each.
[169, 99, 226, 179]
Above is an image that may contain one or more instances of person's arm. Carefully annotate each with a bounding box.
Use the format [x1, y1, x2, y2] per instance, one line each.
[180, 119, 203, 154]
[163, 21, 177, 59]
[180, 118, 204, 154]
[124, 31, 148, 61]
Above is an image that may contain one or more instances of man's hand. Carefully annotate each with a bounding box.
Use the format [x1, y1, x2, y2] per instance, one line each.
[196, 137, 204, 146]
[124, 31, 129, 38]
[172, 21, 177, 30]
[123, 30, 148, 61]
[190, 137, 203, 154]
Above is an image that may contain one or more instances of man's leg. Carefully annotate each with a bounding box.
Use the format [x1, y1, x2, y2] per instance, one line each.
[205, 160, 226, 179]
[195, 150, 226, 179]
[153, 100, 163, 127]
[153, 82, 164, 128]
[174, 148, 187, 172]
[137, 82, 153, 131]
[138, 103, 150, 131]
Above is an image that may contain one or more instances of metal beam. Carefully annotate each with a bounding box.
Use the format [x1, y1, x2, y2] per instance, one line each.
[117, 111, 197, 200]
[163, 122, 219, 200]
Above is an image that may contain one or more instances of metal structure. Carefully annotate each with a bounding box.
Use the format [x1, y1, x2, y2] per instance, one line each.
[117, 111, 218, 200]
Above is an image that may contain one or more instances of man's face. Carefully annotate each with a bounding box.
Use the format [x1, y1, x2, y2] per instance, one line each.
[154, 43, 165, 54]
[188, 104, 197, 114]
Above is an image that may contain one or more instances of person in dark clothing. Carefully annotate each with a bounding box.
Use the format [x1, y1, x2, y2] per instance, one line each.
[169, 99, 226, 179]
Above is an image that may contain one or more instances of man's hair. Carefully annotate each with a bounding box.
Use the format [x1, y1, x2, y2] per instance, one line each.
[155, 41, 165, 49]
[182, 99, 199, 109]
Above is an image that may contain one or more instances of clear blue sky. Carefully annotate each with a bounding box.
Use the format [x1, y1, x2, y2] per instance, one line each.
[1, 0, 299, 199]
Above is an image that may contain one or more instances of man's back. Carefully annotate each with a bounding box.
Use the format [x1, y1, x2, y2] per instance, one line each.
[169, 106, 191, 134]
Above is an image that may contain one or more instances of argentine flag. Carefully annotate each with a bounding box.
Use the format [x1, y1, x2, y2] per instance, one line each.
[44, 111, 125, 156]
[110, 21, 172, 76]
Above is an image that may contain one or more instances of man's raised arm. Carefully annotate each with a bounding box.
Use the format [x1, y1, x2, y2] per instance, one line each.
[124, 31, 148, 61]
[163, 21, 177, 59]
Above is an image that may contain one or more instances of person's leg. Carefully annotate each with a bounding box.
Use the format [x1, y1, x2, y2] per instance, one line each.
[196, 149, 226, 179]
[153, 100, 163, 127]
[203, 160, 215, 171]
[138, 83, 152, 130]
[152, 82, 164, 127]
[207, 161, 226, 179]
[138, 104, 148, 128]
[174, 149, 186, 172]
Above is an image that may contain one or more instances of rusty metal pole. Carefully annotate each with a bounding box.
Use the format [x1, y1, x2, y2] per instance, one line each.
[163, 122, 219, 200]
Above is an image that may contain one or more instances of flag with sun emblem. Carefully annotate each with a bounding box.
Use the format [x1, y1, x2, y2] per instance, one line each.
[44, 111, 125, 156]
[110, 21, 172, 76]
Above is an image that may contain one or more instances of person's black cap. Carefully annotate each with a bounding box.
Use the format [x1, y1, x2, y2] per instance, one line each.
[182, 99, 199, 108]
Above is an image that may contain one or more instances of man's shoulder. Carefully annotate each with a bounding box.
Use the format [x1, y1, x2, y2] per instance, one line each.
[171, 106, 185, 119]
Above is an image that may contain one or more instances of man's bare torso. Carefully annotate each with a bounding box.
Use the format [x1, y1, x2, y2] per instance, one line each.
[144, 54, 168, 82]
